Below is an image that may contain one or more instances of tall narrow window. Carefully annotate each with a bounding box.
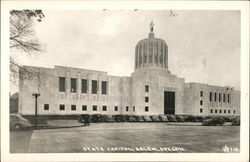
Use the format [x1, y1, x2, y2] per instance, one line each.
[93, 105, 97, 111]
[114, 106, 118, 111]
[228, 110, 230, 114]
[102, 106, 107, 111]
[200, 100, 203, 105]
[145, 97, 149, 102]
[224, 110, 226, 113]
[227, 94, 230, 103]
[82, 105, 87, 111]
[71, 105, 76, 111]
[81, 79, 87, 93]
[219, 93, 221, 102]
[214, 93, 217, 102]
[200, 108, 203, 113]
[59, 77, 66, 92]
[145, 106, 149, 112]
[209, 92, 212, 101]
[59, 104, 65, 111]
[200, 91, 203, 97]
[223, 93, 226, 102]
[133, 106, 135, 112]
[215, 109, 217, 113]
[234, 110, 236, 114]
[92, 80, 97, 94]
[44, 104, 49, 110]
[126, 106, 129, 111]
[101, 81, 107, 95]
[210, 109, 213, 113]
[71, 78, 77, 93]
[145, 85, 149, 92]
[219, 109, 222, 113]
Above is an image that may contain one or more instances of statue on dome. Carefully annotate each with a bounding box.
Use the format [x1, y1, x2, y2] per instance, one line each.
[150, 21, 154, 32]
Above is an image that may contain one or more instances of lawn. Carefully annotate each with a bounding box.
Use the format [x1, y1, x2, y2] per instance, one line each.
[10, 121, 240, 153]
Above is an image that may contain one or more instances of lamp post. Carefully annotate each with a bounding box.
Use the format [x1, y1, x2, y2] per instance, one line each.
[32, 93, 40, 129]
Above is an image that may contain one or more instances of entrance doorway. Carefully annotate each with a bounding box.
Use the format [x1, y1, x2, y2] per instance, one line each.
[164, 91, 175, 114]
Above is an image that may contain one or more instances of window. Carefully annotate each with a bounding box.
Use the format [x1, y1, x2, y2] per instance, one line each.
[210, 109, 213, 113]
[209, 92, 212, 101]
[200, 108, 203, 113]
[219, 109, 222, 114]
[227, 94, 230, 103]
[215, 109, 217, 113]
[59, 104, 65, 110]
[71, 78, 77, 93]
[81, 79, 87, 93]
[133, 106, 135, 112]
[44, 104, 49, 110]
[219, 93, 221, 102]
[200, 91, 203, 97]
[228, 110, 230, 114]
[224, 110, 226, 114]
[93, 105, 97, 111]
[59, 77, 66, 92]
[82, 105, 87, 111]
[114, 106, 118, 111]
[214, 93, 217, 102]
[200, 100, 203, 106]
[145, 97, 149, 102]
[102, 106, 107, 111]
[234, 110, 236, 114]
[126, 106, 129, 111]
[71, 105, 76, 111]
[101, 81, 107, 95]
[145, 106, 149, 112]
[223, 93, 226, 102]
[145, 85, 149, 92]
[92, 80, 98, 94]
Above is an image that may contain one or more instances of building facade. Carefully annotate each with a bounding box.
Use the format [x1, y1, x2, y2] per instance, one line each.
[19, 25, 240, 116]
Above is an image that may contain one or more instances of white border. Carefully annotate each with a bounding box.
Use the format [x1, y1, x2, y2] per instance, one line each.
[1, 1, 249, 162]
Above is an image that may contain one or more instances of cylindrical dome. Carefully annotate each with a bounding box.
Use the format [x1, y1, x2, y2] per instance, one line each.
[134, 28, 168, 71]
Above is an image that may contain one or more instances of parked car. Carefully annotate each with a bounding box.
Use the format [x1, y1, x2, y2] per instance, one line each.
[231, 118, 240, 126]
[196, 116, 206, 122]
[113, 115, 126, 122]
[166, 115, 177, 122]
[10, 114, 33, 131]
[187, 115, 200, 122]
[78, 114, 90, 125]
[126, 115, 137, 122]
[135, 115, 144, 122]
[142, 115, 153, 122]
[175, 115, 185, 122]
[90, 114, 103, 123]
[150, 115, 161, 122]
[202, 117, 225, 126]
[158, 114, 169, 122]
[102, 115, 115, 122]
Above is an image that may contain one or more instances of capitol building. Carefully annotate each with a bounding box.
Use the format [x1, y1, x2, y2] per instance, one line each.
[19, 23, 240, 117]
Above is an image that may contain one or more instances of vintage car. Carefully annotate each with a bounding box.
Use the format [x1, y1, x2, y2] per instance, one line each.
[135, 115, 145, 122]
[175, 115, 186, 122]
[10, 114, 33, 131]
[102, 115, 115, 123]
[166, 115, 177, 122]
[113, 115, 126, 122]
[202, 117, 225, 126]
[231, 118, 240, 126]
[150, 115, 161, 122]
[126, 115, 138, 122]
[142, 115, 153, 122]
[90, 114, 103, 123]
[158, 114, 169, 122]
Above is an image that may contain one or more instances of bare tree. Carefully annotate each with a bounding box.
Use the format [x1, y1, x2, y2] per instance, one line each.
[10, 10, 45, 84]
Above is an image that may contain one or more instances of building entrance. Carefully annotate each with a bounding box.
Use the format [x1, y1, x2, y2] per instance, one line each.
[164, 91, 175, 114]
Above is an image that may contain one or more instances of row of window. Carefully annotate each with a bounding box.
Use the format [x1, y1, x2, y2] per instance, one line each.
[199, 108, 236, 114]
[44, 104, 150, 112]
[200, 91, 230, 103]
[59, 77, 107, 94]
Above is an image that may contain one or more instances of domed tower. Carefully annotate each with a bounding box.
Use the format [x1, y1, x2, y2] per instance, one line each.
[134, 21, 168, 71]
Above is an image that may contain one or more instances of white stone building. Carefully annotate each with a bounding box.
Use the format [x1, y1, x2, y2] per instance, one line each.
[18, 25, 240, 117]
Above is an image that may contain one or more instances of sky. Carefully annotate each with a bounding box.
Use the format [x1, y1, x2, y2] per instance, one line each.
[11, 10, 240, 92]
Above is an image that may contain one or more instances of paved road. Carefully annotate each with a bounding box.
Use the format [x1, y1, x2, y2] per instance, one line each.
[10, 122, 240, 153]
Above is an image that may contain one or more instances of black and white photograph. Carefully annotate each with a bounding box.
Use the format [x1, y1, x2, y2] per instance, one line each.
[1, 1, 249, 162]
